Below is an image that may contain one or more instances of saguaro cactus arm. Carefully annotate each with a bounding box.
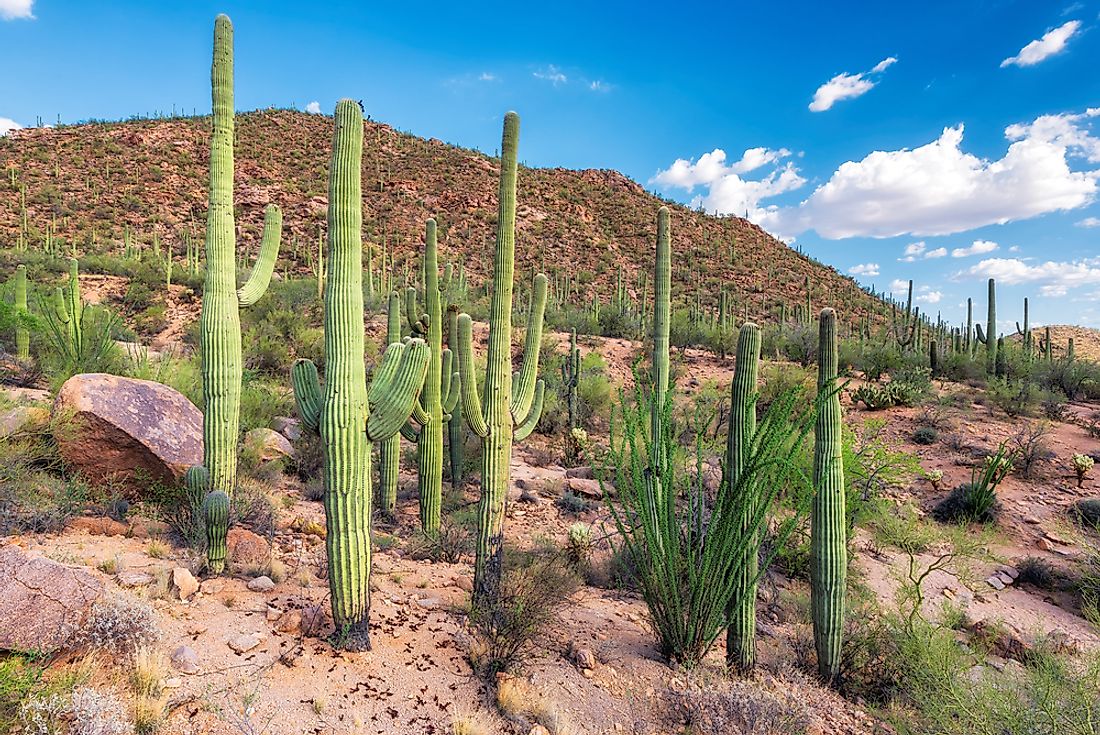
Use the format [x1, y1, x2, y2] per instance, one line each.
[514, 381, 545, 441]
[455, 313, 490, 438]
[511, 273, 548, 421]
[366, 341, 430, 442]
[291, 358, 323, 434]
[237, 204, 283, 307]
[441, 348, 459, 415]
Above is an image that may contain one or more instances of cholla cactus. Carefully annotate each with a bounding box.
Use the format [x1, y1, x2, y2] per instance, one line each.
[566, 522, 593, 570]
[565, 427, 588, 466]
[924, 469, 944, 492]
[1073, 453, 1094, 488]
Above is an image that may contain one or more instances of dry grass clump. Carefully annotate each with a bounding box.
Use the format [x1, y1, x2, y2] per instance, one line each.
[495, 676, 571, 735]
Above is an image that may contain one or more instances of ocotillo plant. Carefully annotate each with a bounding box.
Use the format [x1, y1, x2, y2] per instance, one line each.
[13, 265, 29, 360]
[811, 308, 846, 684]
[974, 278, 997, 373]
[455, 111, 548, 604]
[291, 100, 429, 650]
[186, 16, 283, 572]
[445, 304, 464, 488]
[562, 329, 580, 429]
[402, 219, 459, 535]
[377, 291, 403, 517]
[54, 258, 83, 355]
[725, 322, 762, 674]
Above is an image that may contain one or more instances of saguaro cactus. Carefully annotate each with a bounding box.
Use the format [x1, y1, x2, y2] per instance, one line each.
[54, 258, 83, 355]
[187, 15, 283, 570]
[13, 265, 29, 360]
[446, 304, 464, 488]
[455, 112, 548, 604]
[402, 219, 459, 535]
[202, 490, 229, 574]
[652, 207, 671, 479]
[811, 308, 846, 683]
[725, 322, 762, 674]
[974, 278, 997, 373]
[377, 291, 403, 517]
[1015, 297, 1031, 357]
[562, 329, 580, 429]
[291, 100, 429, 650]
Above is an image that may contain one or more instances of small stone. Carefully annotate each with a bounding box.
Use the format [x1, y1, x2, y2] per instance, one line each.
[1023, 515, 1041, 525]
[573, 647, 597, 670]
[172, 568, 199, 601]
[244, 428, 296, 462]
[415, 597, 441, 610]
[163, 677, 182, 689]
[247, 576, 275, 592]
[228, 633, 264, 654]
[529, 726, 550, 735]
[1037, 537, 1055, 552]
[170, 645, 200, 674]
[265, 606, 280, 621]
[567, 477, 602, 499]
[116, 571, 155, 588]
[271, 417, 301, 443]
[582, 668, 594, 679]
[274, 610, 302, 634]
[997, 565, 1020, 580]
[996, 572, 1014, 586]
[986, 576, 1005, 590]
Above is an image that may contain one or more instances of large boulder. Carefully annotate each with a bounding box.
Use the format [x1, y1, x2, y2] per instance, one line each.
[0, 545, 105, 652]
[53, 373, 203, 494]
[244, 428, 295, 462]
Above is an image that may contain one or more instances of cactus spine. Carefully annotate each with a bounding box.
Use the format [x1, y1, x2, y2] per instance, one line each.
[377, 291, 403, 517]
[725, 322, 762, 674]
[188, 16, 283, 571]
[202, 490, 229, 574]
[13, 265, 29, 360]
[291, 100, 429, 650]
[403, 219, 459, 535]
[455, 112, 548, 604]
[811, 308, 846, 683]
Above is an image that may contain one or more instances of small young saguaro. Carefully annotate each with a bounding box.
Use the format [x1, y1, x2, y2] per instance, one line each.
[291, 99, 429, 650]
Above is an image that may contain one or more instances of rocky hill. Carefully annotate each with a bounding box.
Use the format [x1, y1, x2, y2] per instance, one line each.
[0, 108, 881, 323]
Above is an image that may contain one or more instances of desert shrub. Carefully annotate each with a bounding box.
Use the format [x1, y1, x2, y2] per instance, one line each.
[758, 363, 814, 412]
[985, 377, 1041, 418]
[1009, 421, 1054, 479]
[556, 489, 593, 515]
[407, 520, 470, 564]
[1073, 498, 1100, 528]
[773, 323, 817, 367]
[18, 691, 69, 735]
[912, 427, 938, 445]
[939, 351, 987, 384]
[292, 431, 323, 481]
[68, 687, 129, 735]
[672, 681, 814, 735]
[1076, 551, 1100, 625]
[468, 549, 580, 676]
[888, 365, 932, 406]
[857, 342, 902, 382]
[74, 595, 160, 654]
[931, 445, 1012, 524]
[1017, 556, 1058, 589]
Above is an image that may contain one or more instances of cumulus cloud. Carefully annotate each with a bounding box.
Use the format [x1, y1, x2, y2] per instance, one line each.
[958, 256, 1100, 297]
[1001, 20, 1081, 68]
[759, 113, 1100, 240]
[916, 289, 943, 305]
[533, 65, 567, 85]
[889, 279, 910, 295]
[951, 240, 999, 257]
[809, 56, 897, 112]
[305, 101, 322, 114]
[899, 241, 948, 262]
[926, 247, 948, 258]
[849, 263, 880, 276]
[0, 0, 34, 20]
[651, 147, 805, 219]
[1076, 216, 1100, 227]
[0, 117, 23, 136]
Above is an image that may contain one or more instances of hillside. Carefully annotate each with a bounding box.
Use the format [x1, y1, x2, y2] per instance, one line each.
[0, 109, 881, 323]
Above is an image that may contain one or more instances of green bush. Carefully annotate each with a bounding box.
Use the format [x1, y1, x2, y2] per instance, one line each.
[912, 427, 938, 445]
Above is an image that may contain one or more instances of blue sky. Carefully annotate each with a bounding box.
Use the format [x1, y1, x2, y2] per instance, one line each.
[3, 1, 1100, 329]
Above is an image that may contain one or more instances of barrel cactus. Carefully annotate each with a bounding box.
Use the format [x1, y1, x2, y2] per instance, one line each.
[291, 99, 429, 650]
[187, 15, 283, 573]
[811, 308, 846, 683]
[454, 111, 547, 604]
[202, 490, 229, 574]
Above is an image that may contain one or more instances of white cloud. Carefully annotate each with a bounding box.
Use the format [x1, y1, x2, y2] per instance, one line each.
[958, 256, 1100, 297]
[651, 147, 804, 219]
[809, 56, 897, 112]
[478, 72, 497, 82]
[0, 0, 34, 20]
[1001, 20, 1081, 68]
[899, 241, 947, 261]
[533, 65, 567, 85]
[305, 101, 321, 114]
[926, 247, 948, 258]
[849, 263, 880, 276]
[889, 279, 910, 295]
[951, 239, 999, 257]
[588, 80, 612, 92]
[0, 117, 22, 136]
[1076, 216, 1100, 227]
[916, 289, 943, 305]
[759, 115, 1100, 240]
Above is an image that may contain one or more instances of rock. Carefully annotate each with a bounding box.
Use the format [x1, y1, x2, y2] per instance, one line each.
[67, 516, 128, 537]
[573, 647, 597, 670]
[996, 572, 1014, 586]
[116, 571, 155, 588]
[227, 529, 270, 569]
[567, 477, 603, 499]
[0, 405, 48, 439]
[300, 604, 333, 637]
[997, 565, 1020, 580]
[163, 677, 182, 689]
[0, 545, 104, 652]
[172, 568, 199, 601]
[271, 417, 301, 443]
[170, 645, 200, 674]
[1, 386, 50, 403]
[1036, 537, 1055, 552]
[414, 597, 441, 610]
[244, 428, 295, 462]
[274, 610, 302, 633]
[985, 576, 1005, 590]
[247, 576, 275, 593]
[227, 633, 264, 654]
[565, 466, 595, 480]
[53, 374, 203, 495]
[529, 726, 551, 735]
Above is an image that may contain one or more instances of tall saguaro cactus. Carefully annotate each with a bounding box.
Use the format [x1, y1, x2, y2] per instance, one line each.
[725, 322, 762, 674]
[455, 112, 548, 604]
[291, 100, 429, 650]
[187, 16, 283, 571]
[446, 304, 464, 488]
[54, 258, 83, 355]
[562, 329, 580, 429]
[402, 219, 459, 535]
[974, 278, 997, 373]
[811, 308, 846, 683]
[652, 207, 671, 482]
[13, 265, 29, 360]
[377, 291, 403, 517]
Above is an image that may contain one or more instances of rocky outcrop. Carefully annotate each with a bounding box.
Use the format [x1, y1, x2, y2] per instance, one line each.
[53, 373, 203, 495]
[244, 428, 295, 462]
[0, 545, 105, 652]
